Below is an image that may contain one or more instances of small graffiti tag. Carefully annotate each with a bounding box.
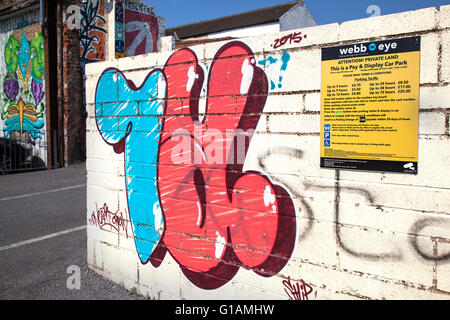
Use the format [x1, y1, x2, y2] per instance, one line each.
[88, 203, 129, 237]
[271, 31, 306, 49]
[258, 50, 291, 90]
[282, 277, 317, 300]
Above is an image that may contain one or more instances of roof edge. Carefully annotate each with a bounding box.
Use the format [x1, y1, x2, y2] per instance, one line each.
[165, 1, 303, 37]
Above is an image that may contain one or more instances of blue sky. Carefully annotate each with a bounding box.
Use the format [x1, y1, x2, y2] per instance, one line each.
[143, 0, 449, 28]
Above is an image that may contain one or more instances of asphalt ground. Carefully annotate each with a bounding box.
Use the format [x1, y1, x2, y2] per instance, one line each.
[0, 163, 145, 300]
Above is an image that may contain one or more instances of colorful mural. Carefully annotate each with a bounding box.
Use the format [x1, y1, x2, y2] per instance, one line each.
[88, 6, 450, 300]
[80, 0, 106, 64]
[1, 29, 45, 141]
[96, 67, 166, 261]
[124, 2, 159, 56]
[94, 41, 297, 289]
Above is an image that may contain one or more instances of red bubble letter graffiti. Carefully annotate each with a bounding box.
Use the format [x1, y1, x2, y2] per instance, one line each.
[151, 41, 297, 289]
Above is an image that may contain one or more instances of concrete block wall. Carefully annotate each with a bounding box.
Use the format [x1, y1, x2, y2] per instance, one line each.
[85, 5, 450, 300]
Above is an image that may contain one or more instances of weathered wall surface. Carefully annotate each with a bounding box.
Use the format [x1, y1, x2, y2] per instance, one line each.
[61, 0, 86, 165]
[85, 6, 450, 300]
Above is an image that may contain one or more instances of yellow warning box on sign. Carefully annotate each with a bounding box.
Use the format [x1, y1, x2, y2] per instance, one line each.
[320, 37, 420, 174]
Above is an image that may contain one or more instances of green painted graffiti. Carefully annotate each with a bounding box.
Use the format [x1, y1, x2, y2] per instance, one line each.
[4, 35, 20, 74]
[30, 32, 45, 81]
[1, 31, 45, 140]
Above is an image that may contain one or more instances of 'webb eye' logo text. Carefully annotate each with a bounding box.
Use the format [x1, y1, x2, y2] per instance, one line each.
[339, 41, 398, 56]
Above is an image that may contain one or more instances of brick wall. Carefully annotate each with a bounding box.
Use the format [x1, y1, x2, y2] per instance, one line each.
[62, 0, 86, 165]
[85, 5, 450, 300]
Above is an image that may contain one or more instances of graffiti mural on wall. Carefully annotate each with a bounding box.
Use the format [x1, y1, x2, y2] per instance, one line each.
[96, 67, 166, 261]
[94, 41, 297, 289]
[1, 29, 45, 141]
[80, 0, 106, 64]
[124, 2, 159, 56]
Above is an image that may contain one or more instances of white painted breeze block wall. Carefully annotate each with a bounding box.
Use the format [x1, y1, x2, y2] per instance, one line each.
[85, 5, 450, 300]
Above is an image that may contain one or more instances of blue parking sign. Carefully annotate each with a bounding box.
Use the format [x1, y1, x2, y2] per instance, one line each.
[324, 132, 331, 139]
